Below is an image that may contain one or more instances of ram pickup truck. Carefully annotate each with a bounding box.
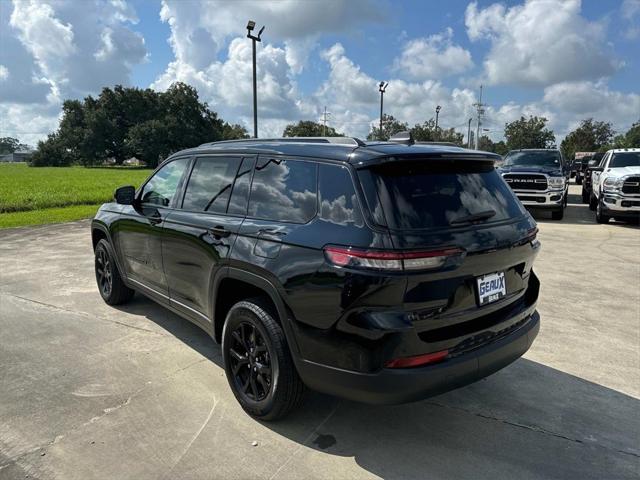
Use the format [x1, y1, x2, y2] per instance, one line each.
[589, 148, 640, 224]
[499, 149, 569, 220]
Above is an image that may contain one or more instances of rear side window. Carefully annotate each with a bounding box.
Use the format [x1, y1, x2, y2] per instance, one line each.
[318, 164, 363, 227]
[227, 157, 254, 216]
[248, 158, 317, 223]
[358, 160, 524, 230]
[182, 156, 241, 213]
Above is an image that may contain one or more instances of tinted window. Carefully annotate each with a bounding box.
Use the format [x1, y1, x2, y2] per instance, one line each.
[358, 160, 524, 230]
[227, 157, 254, 215]
[248, 158, 317, 223]
[182, 156, 241, 213]
[610, 152, 640, 168]
[140, 158, 189, 207]
[503, 151, 560, 167]
[318, 164, 363, 227]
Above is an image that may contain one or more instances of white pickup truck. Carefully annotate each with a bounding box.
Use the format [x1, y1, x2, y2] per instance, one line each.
[589, 148, 640, 224]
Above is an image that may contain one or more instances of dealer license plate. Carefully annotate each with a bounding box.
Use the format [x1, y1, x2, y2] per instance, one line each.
[477, 271, 506, 306]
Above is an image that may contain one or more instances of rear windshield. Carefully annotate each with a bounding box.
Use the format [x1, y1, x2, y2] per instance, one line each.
[610, 152, 640, 168]
[358, 160, 525, 230]
[503, 151, 560, 167]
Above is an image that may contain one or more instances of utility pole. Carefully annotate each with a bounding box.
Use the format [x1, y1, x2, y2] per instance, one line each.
[246, 20, 265, 138]
[435, 105, 441, 140]
[473, 85, 486, 150]
[378, 81, 388, 140]
[467, 118, 473, 148]
[321, 106, 331, 136]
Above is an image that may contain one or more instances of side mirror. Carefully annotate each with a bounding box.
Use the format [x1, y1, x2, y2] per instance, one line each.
[114, 185, 136, 205]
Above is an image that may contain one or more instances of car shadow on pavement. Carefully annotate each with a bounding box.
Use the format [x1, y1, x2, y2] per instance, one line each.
[116, 294, 639, 479]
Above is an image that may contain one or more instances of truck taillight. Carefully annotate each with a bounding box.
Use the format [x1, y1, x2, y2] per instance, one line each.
[323, 246, 463, 271]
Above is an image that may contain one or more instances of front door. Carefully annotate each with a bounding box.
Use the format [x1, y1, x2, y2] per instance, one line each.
[115, 157, 191, 296]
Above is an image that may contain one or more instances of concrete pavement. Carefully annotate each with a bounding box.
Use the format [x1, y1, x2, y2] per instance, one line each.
[1, 183, 639, 479]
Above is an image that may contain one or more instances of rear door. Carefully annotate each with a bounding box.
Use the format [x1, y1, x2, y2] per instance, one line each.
[161, 155, 254, 324]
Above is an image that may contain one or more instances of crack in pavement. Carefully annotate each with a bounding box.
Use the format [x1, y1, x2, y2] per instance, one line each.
[2, 292, 165, 336]
[426, 401, 640, 459]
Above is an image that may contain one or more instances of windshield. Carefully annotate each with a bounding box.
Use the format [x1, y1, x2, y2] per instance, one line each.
[610, 152, 640, 168]
[503, 151, 560, 167]
[357, 160, 525, 230]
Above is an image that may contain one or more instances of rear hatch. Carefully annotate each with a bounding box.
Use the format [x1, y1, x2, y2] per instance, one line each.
[356, 156, 540, 355]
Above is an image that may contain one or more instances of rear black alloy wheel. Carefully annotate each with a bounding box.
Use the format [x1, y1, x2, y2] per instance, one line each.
[229, 322, 272, 402]
[222, 299, 305, 420]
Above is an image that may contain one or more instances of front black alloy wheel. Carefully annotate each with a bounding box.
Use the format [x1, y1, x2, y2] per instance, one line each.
[222, 298, 305, 420]
[94, 239, 134, 305]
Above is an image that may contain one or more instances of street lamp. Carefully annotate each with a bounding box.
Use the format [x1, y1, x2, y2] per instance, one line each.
[247, 20, 265, 138]
[467, 118, 473, 148]
[435, 105, 441, 140]
[378, 81, 388, 140]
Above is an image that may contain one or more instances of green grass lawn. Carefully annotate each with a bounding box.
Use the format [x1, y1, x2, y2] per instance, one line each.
[0, 163, 152, 228]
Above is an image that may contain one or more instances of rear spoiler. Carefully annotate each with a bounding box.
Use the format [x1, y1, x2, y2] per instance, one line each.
[353, 152, 500, 168]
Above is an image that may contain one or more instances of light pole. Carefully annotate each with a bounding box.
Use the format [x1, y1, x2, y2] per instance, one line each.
[467, 118, 472, 148]
[247, 20, 264, 138]
[435, 105, 441, 140]
[378, 81, 388, 140]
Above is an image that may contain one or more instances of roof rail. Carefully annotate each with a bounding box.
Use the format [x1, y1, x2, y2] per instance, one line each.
[199, 137, 365, 148]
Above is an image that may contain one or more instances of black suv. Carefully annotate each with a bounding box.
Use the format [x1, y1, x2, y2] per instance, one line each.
[92, 134, 541, 420]
[498, 149, 569, 220]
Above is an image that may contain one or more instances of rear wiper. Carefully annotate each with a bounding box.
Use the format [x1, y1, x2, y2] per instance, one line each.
[450, 210, 496, 225]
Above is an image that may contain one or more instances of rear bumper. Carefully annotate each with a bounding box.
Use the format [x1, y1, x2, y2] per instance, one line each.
[297, 311, 540, 405]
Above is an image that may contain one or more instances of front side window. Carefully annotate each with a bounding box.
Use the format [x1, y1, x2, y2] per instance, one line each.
[140, 158, 190, 207]
[248, 158, 317, 223]
[182, 156, 241, 213]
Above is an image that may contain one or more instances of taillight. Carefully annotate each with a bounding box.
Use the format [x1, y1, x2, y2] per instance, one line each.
[323, 246, 463, 271]
[385, 349, 449, 368]
[526, 227, 540, 248]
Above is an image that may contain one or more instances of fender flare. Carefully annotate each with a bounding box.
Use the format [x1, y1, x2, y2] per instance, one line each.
[91, 221, 127, 283]
[213, 267, 300, 356]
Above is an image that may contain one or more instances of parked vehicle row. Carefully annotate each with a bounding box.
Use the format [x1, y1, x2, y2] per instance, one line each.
[92, 133, 541, 420]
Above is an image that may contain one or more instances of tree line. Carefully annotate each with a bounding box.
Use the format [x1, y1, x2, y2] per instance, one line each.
[30, 83, 248, 168]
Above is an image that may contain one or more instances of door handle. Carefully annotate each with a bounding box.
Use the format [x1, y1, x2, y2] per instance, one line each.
[209, 226, 231, 238]
[258, 228, 285, 237]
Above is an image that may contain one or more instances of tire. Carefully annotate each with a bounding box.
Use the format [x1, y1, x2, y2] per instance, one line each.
[222, 298, 305, 421]
[595, 199, 610, 224]
[589, 194, 597, 211]
[551, 208, 564, 220]
[581, 188, 589, 204]
[94, 239, 134, 305]
[575, 176, 582, 185]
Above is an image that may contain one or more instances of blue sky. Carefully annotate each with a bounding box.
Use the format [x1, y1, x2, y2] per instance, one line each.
[1, 0, 639, 144]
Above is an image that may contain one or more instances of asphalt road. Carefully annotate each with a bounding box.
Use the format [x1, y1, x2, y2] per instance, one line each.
[1, 183, 639, 480]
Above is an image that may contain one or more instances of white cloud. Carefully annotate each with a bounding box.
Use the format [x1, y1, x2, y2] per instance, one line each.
[465, 0, 619, 86]
[0, 65, 8, 81]
[394, 28, 473, 79]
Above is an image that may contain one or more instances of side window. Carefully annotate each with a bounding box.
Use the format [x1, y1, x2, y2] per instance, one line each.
[182, 156, 241, 213]
[248, 157, 317, 223]
[140, 158, 190, 207]
[318, 164, 363, 227]
[228, 157, 254, 216]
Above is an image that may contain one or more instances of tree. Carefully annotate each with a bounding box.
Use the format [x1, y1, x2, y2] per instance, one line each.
[504, 116, 556, 150]
[367, 114, 408, 141]
[610, 121, 640, 149]
[283, 120, 342, 137]
[560, 118, 615, 159]
[478, 136, 508, 155]
[30, 133, 74, 167]
[222, 123, 250, 140]
[0, 137, 30, 154]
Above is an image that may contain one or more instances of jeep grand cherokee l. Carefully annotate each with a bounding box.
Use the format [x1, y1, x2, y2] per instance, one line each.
[499, 149, 568, 220]
[92, 134, 541, 420]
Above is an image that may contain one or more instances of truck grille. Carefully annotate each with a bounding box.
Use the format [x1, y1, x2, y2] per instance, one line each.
[622, 177, 640, 195]
[503, 174, 547, 191]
